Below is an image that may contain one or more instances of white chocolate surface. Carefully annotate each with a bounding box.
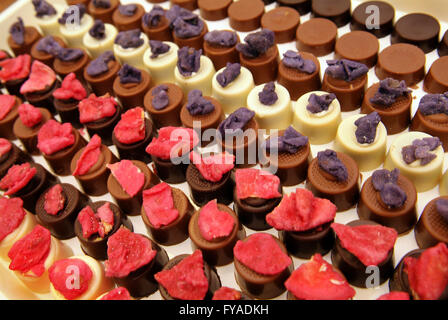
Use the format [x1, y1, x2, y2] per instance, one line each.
[35, 4, 67, 40]
[82, 23, 118, 59]
[143, 42, 179, 85]
[114, 33, 149, 70]
[59, 14, 94, 49]
[174, 55, 215, 96]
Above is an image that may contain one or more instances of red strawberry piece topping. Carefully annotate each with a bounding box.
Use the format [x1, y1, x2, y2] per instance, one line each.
[77, 206, 99, 239]
[235, 168, 281, 200]
[198, 199, 235, 241]
[145, 126, 199, 160]
[113, 107, 146, 144]
[0, 94, 16, 120]
[20, 60, 56, 94]
[190, 151, 235, 182]
[0, 51, 7, 60]
[78, 93, 117, 124]
[96, 202, 114, 238]
[266, 188, 336, 232]
[0, 138, 12, 157]
[53, 72, 87, 101]
[49, 258, 93, 300]
[18, 103, 42, 128]
[0, 197, 26, 241]
[154, 250, 209, 300]
[100, 287, 132, 300]
[331, 222, 398, 266]
[143, 182, 179, 228]
[107, 160, 145, 197]
[37, 119, 75, 155]
[234, 233, 292, 276]
[44, 184, 65, 216]
[377, 291, 410, 300]
[73, 134, 102, 176]
[404, 242, 448, 300]
[105, 227, 156, 278]
[285, 254, 355, 300]
[0, 54, 31, 82]
[212, 287, 242, 300]
[8, 225, 51, 277]
[0, 163, 37, 196]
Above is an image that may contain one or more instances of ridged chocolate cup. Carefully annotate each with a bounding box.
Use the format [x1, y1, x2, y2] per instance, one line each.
[0, 143, 33, 179]
[144, 83, 184, 129]
[321, 73, 367, 112]
[239, 45, 279, 85]
[30, 36, 66, 67]
[141, 16, 173, 42]
[24, 79, 60, 114]
[411, 110, 448, 152]
[112, 4, 145, 31]
[87, 0, 119, 24]
[150, 153, 191, 184]
[84, 59, 121, 97]
[8, 26, 42, 56]
[172, 22, 208, 51]
[414, 196, 448, 249]
[84, 103, 122, 146]
[53, 49, 91, 82]
[203, 32, 240, 70]
[113, 69, 152, 110]
[0, 96, 21, 140]
[13, 108, 52, 155]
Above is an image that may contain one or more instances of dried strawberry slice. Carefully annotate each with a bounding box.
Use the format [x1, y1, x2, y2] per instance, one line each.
[37, 120, 75, 155]
[105, 227, 156, 278]
[53, 73, 87, 101]
[100, 287, 132, 300]
[18, 103, 42, 128]
[190, 151, 235, 182]
[0, 138, 12, 157]
[198, 200, 235, 241]
[113, 107, 146, 144]
[20, 60, 56, 94]
[96, 202, 114, 238]
[235, 168, 281, 200]
[143, 182, 179, 228]
[73, 134, 102, 176]
[212, 287, 242, 300]
[0, 197, 26, 241]
[154, 250, 209, 300]
[377, 291, 410, 300]
[266, 188, 336, 232]
[49, 258, 93, 300]
[285, 253, 355, 300]
[0, 54, 31, 82]
[331, 223, 398, 266]
[0, 163, 37, 196]
[0, 94, 17, 120]
[107, 160, 145, 197]
[233, 233, 292, 276]
[44, 184, 65, 216]
[404, 242, 448, 300]
[145, 126, 199, 160]
[8, 225, 51, 277]
[0, 51, 7, 60]
[77, 206, 99, 239]
[78, 93, 117, 124]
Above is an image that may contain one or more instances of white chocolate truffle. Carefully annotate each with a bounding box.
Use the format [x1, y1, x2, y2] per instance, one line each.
[174, 55, 215, 96]
[82, 23, 118, 59]
[35, 4, 67, 40]
[59, 13, 94, 49]
[0, 260, 38, 300]
[113, 32, 149, 70]
[0, 210, 36, 261]
[143, 42, 179, 85]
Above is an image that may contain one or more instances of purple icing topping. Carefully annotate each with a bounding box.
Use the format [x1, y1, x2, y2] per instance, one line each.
[186, 90, 215, 116]
[32, 0, 57, 18]
[306, 93, 336, 114]
[259, 82, 278, 106]
[282, 50, 316, 74]
[401, 137, 442, 166]
[165, 5, 191, 28]
[142, 5, 165, 28]
[317, 149, 348, 182]
[370, 78, 410, 106]
[114, 29, 143, 49]
[118, 4, 137, 16]
[149, 40, 170, 59]
[118, 64, 141, 84]
[86, 51, 115, 77]
[172, 12, 204, 39]
[354, 112, 381, 144]
[216, 63, 241, 88]
[36, 36, 63, 56]
[92, 0, 110, 9]
[151, 85, 169, 110]
[218, 107, 255, 137]
[89, 19, 106, 40]
[204, 30, 237, 47]
[372, 168, 400, 191]
[265, 126, 308, 154]
[57, 48, 84, 62]
[10, 18, 25, 45]
[419, 92, 448, 116]
[435, 198, 448, 223]
[371, 168, 407, 209]
[58, 4, 86, 25]
[325, 59, 368, 82]
[177, 47, 201, 77]
[236, 29, 275, 59]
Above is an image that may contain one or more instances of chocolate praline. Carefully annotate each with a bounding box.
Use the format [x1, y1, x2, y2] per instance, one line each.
[335, 31, 379, 68]
[350, 1, 395, 38]
[8, 26, 42, 56]
[144, 83, 184, 129]
[311, 0, 351, 27]
[239, 45, 279, 85]
[321, 73, 367, 112]
[171, 0, 198, 11]
[411, 110, 448, 152]
[277, 0, 311, 15]
[84, 103, 122, 147]
[423, 56, 448, 94]
[87, 0, 119, 24]
[203, 31, 240, 70]
[172, 21, 209, 51]
[30, 36, 66, 67]
[23, 78, 61, 114]
[438, 30, 448, 57]
[84, 59, 121, 97]
[198, 0, 232, 21]
[414, 196, 448, 249]
[0, 143, 33, 179]
[112, 4, 145, 31]
[53, 49, 91, 81]
[227, 0, 264, 32]
[150, 153, 191, 184]
[261, 7, 300, 44]
[141, 15, 173, 42]
[296, 18, 338, 57]
[0, 96, 21, 140]
[112, 69, 152, 110]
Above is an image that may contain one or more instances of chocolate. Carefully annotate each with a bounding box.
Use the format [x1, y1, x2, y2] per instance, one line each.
[415, 196, 448, 249]
[8, 19, 42, 57]
[112, 68, 151, 110]
[238, 40, 279, 85]
[172, 20, 208, 51]
[144, 83, 184, 129]
[170, 0, 198, 12]
[141, 6, 173, 42]
[112, 118, 153, 163]
[277, 0, 311, 15]
[31, 36, 66, 67]
[87, 0, 119, 24]
[0, 142, 32, 179]
[112, 4, 144, 31]
[22, 74, 60, 114]
[424, 57, 448, 94]
[198, 0, 232, 21]
[84, 52, 120, 97]
[311, 0, 351, 27]
[369, 78, 410, 106]
[203, 30, 239, 70]
[439, 30, 448, 57]
[237, 29, 275, 59]
[296, 18, 337, 57]
[53, 48, 90, 81]
[317, 149, 348, 182]
[0, 96, 21, 140]
[335, 31, 379, 68]
[350, 1, 395, 38]
[261, 7, 300, 44]
[228, 0, 264, 32]
[0, 55, 31, 99]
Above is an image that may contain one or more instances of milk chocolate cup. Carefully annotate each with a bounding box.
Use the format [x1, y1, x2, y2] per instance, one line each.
[296, 18, 337, 57]
[198, 0, 232, 21]
[239, 45, 279, 85]
[423, 56, 448, 94]
[311, 0, 351, 28]
[228, 0, 265, 32]
[414, 196, 448, 249]
[261, 7, 300, 44]
[350, 1, 395, 38]
[8, 26, 42, 57]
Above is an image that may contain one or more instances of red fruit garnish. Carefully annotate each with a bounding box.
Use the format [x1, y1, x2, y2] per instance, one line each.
[331, 223, 398, 266]
[145, 126, 199, 160]
[113, 107, 145, 145]
[0, 54, 31, 82]
[198, 199, 235, 241]
[8, 225, 51, 277]
[0, 163, 36, 196]
[233, 233, 292, 276]
[0, 138, 12, 157]
[78, 93, 117, 124]
[105, 227, 156, 278]
[143, 182, 179, 229]
[107, 160, 144, 197]
[77, 206, 99, 239]
[235, 168, 281, 200]
[0, 51, 7, 60]
[285, 254, 355, 300]
[0, 197, 26, 241]
[0, 94, 16, 120]
[20, 60, 56, 94]
[404, 243, 448, 300]
[212, 287, 242, 300]
[377, 291, 410, 300]
[53, 72, 87, 101]
[72, 134, 102, 176]
[154, 250, 208, 300]
[49, 258, 93, 300]
[44, 184, 65, 216]
[37, 120, 75, 155]
[100, 287, 132, 300]
[190, 151, 235, 182]
[266, 188, 336, 232]
[18, 103, 42, 128]
[96, 202, 114, 238]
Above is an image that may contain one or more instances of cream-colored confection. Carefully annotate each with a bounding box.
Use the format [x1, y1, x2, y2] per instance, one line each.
[35, 4, 67, 40]
[114, 33, 149, 70]
[59, 13, 94, 49]
[384, 131, 444, 192]
[334, 114, 387, 171]
[143, 42, 179, 85]
[174, 55, 216, 96]
[82, 23, 118, 59]
[212, 66, 255, 115]
[292, 91, 342, 145]
[440, 169, 448, 196]
[0, 210, 36, 261]
[0, 260, 38, 300]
